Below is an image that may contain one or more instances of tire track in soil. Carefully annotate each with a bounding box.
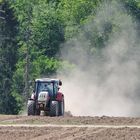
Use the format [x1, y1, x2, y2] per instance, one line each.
[1, 115, 140, 140]
[0, 124, 140, 128]
[0, 126, 140, 140]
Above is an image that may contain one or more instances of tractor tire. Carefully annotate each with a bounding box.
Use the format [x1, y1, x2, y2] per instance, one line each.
[50, 101, 59, 117]
[27, 100, 35, 116]
[59, 99, 65, 116]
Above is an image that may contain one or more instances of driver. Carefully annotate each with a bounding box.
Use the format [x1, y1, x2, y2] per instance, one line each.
[42, 84, 53, 96]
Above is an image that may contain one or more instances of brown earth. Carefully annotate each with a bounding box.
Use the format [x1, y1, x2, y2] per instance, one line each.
[0, 115, 140, 140]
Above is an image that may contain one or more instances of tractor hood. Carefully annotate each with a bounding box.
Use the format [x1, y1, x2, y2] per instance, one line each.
[38, 91, 49, 102]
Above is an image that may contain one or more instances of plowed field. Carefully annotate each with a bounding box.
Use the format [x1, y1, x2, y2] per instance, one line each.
[0, 115, 140, 140]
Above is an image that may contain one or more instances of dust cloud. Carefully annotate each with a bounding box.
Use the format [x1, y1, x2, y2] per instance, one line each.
[58, 1, 140, 116]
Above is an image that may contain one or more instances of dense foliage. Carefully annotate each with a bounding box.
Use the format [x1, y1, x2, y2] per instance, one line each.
[0, 0, 139, 114]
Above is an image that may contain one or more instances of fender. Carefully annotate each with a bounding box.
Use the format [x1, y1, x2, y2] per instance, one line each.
[56, 92, 64, 101]
[30, 93, 36, 100]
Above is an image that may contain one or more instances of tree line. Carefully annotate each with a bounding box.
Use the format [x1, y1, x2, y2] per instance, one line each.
[0, 0, 140, 114]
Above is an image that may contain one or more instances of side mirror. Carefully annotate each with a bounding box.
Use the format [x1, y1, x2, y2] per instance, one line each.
[59, 80, 62, 86]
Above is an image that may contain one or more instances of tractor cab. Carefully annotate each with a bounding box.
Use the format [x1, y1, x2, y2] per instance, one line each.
[34, 78, 62, 99]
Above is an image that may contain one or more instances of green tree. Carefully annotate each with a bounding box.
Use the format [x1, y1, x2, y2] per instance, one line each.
[10, 0, 65, 111]
[0, 0, 19, 114]
[58, 0, 101, 39]
[31, 1, 64, 57]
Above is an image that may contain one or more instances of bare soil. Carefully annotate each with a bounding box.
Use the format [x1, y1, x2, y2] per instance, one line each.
[0, 115, 140, 140]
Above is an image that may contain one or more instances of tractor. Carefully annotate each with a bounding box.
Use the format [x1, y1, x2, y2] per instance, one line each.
[27, 78, 64, 116]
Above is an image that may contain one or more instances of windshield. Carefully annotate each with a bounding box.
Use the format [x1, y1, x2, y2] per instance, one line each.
[36, 82, 53, 94]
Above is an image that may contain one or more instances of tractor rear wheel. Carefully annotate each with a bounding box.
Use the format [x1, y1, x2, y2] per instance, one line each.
[59, 99, 65, 116]
[50, 101, 59, 117]
[27, 100, 35, 115]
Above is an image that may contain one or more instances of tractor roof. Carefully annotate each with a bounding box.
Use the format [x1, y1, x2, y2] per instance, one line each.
[35, 78, 61, 83]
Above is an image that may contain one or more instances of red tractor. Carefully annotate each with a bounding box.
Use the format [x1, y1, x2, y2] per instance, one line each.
[27, 78, 64, 116]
